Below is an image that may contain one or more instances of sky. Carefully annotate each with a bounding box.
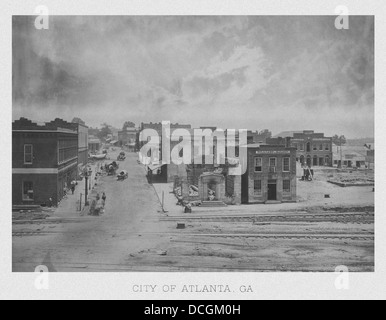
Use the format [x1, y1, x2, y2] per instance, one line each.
[12, 16, 374, 138]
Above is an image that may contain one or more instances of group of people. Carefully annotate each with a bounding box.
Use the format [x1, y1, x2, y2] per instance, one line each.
[96, 192, 107, 208]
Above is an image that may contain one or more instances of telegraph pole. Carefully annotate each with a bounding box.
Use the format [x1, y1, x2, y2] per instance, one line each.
[340, 136, 343, 168]
[84, 167, 89, 206]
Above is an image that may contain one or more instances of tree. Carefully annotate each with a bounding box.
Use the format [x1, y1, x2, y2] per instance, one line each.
[332, 135, 347, 147]
[123, 121, 136, 130]
[97, 125, 112, 141]
[72, 117, 86, 125]
[88, 127, 100, 137]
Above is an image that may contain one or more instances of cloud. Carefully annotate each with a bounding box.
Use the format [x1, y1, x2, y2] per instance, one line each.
[13, 16, 374, 138]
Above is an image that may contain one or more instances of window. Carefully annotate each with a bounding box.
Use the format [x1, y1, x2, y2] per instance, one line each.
[58, 139, 78, 164]
[313, 144, 317, 151]
[22, 181, 34, 201]
[254, 180, 262, 194]
[269, 158, 277, 173]
[300, 143, 304, 151]
[325, 144, 330, 151]
[283, 157, 290, 172]
[283, 180, 291, 193]
[319, 144, 323, 151]
[24, 145, 33, 164]
[293, 143, 298, 150]
[254, 157, 262, 172]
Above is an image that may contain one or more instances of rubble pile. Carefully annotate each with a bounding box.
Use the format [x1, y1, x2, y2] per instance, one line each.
[327, 170, 375, 186]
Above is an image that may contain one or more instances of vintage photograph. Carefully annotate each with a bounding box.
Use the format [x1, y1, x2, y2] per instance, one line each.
[12, 15, 374, 272]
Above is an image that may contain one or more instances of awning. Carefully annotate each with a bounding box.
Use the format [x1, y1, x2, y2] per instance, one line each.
[147, 163, 164, 171]
[110, 140, 119, 145]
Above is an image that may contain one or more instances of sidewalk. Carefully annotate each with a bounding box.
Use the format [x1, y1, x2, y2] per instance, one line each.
[152, 183, 184, 215]
[53, 163, 101, 217]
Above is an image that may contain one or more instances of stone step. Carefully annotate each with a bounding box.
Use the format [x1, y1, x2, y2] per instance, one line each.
[201, 201, 228, 207]
[265, 201, 282, 205]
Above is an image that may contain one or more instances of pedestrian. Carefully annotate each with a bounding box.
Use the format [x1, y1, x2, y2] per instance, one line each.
[102, 192, 106, 208]
[96, 193, 100, 201]
[71, 185, 75, 195]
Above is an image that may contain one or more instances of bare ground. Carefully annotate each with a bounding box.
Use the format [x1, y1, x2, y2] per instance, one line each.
[12, 152, 374, 272]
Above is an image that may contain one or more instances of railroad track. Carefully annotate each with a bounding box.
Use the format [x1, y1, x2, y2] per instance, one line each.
[12, 231, 58, 237]
[12, 259, 375, 272]
[160, 212, 374, 224]
[171, 233, 374, 241]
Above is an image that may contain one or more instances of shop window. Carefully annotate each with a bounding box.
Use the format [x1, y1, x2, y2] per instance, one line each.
[283, 180, 291, 193]
[254, 157, 262, 172]
[22, 181, 34, 201]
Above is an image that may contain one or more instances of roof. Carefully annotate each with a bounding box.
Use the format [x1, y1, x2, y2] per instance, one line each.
[273, 131, 302, 138]
[240, 143, 263, 148]
[147, 163, 164, 171]
[12, 117, 78, 134]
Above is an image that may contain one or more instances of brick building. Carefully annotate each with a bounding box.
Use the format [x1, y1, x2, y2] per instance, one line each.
[118, 127, 138, 152]
[247, 129, 272, 144]
[139, 122, 192, 183]
[241, 143, 297, 204]
[275, 130, 333, 167]
[88, 136, 101, 153]
[75, 123, 89, 166]
[12, 118, 79, 206]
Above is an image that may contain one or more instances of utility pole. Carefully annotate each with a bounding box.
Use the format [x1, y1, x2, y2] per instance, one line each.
[85, 175, 89, 205]
[84, 167, 89, 206]
[340, 136, 343, 168]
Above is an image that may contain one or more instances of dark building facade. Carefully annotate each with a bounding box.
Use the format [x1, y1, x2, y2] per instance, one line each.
[12, 118, 79, 206]
[242, 144, 297, 204]
[247, 130, 272, 144]
[75, 123, 89, 167]
[140, 122, 192, 183]
[276, 130, 333, 167]
[118, 127, 138, 152]
[88, 136, 101, 153]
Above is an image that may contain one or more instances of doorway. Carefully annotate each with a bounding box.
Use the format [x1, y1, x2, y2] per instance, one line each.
[241, 173, 249, 204]
[268, 180, 277, 201]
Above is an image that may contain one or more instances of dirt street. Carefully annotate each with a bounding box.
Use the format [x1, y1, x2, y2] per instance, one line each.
[12, 152, 374, 272]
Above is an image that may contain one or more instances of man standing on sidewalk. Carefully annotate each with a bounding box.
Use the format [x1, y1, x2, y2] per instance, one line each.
[102, 192, 107, 208]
